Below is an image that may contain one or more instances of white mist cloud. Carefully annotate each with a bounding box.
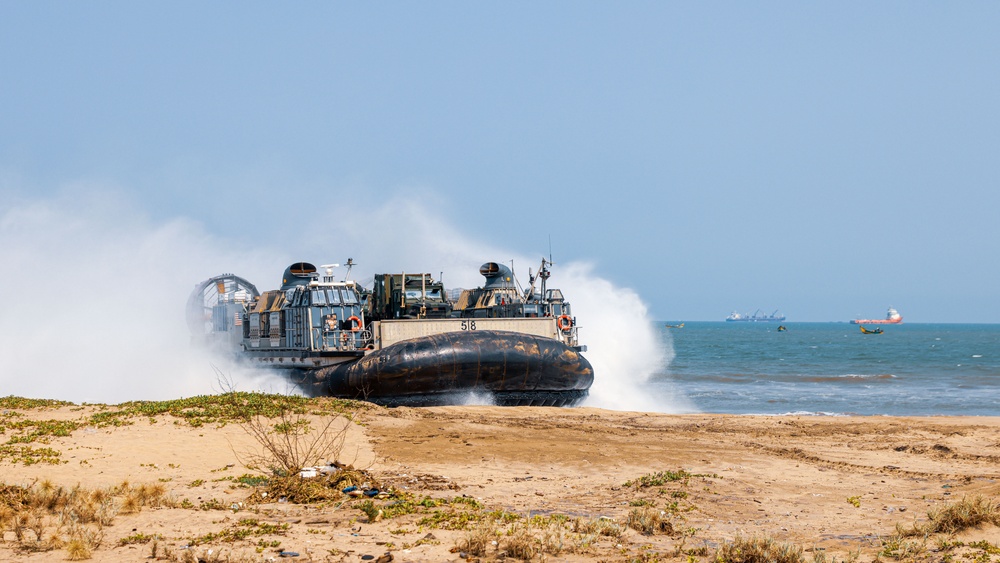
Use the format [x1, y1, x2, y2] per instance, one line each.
[0, 184, 289, 403]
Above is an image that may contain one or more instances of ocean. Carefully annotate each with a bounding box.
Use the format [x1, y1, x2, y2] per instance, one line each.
[654, 322, 1000, 416]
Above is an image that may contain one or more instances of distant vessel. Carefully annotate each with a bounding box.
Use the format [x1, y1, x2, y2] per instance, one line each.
[851, 307, 902, 325]
[726, 309, 786, 322]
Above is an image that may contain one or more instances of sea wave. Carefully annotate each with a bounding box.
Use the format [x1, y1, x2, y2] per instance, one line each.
[798, 374, 897, 383]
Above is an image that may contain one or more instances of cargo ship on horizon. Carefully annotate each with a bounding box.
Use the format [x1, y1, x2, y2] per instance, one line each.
[726, 309, 786, 322]
[851, 307, 903, 325]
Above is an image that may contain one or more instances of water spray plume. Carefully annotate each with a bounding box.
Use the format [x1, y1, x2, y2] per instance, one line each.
[556, 262, 693, 413]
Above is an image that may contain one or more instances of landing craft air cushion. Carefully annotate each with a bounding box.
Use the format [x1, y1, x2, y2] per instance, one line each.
[188, 259, 594, 406]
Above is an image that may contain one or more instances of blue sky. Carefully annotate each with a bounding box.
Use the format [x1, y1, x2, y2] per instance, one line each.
[3, 2, 999, 323]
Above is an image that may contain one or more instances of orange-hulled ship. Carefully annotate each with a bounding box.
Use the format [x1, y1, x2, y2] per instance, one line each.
[851, 307, 903, 324]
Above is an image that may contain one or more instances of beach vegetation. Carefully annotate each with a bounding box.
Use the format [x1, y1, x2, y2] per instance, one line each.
[922, 495, 999, 534]
[234, 473, 269, 487]
[812, 549, 861, 563]
[627, 506, 674, 535]
[0, 396, 74, 410]
[847, 496, 861, 508]
[234, 393, 360, 483]
[502, 523, 539, 560]
[253, 467, 370, 504]
[454, 514, 616, 559]
[118, 531, 159, 546]
[897, 495, 1000, 536]
[0, 392, 366, 466]
[456, 522, 498, 556]
[189, 518, 290, 545]
[714, 535, 804, 563]
[626, 469, 693, 488]
[878, 534, 927, 561]
[571, 516, 625, 540]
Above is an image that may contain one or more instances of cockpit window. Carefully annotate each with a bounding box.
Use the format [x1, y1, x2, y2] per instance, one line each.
[311, 290, 327, 306]
[342, 289, 358, 304]
[326, 289, 341, 304]
[405, 289, 442, 300]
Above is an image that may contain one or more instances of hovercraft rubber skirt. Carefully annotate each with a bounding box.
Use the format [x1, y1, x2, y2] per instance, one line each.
[296, 330, 594, 407]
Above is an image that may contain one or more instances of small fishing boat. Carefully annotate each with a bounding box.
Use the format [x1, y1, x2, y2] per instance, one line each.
[665, 323, 684, 328]
[777, 325, 787, 332]
[860, 326, 883, 335]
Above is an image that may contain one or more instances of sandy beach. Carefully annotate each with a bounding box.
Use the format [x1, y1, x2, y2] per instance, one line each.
[2, 398, 1000, 562]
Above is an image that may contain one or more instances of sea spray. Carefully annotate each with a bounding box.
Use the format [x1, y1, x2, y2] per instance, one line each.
[556, 262, 694, 413]
[0, 187, 292, 403]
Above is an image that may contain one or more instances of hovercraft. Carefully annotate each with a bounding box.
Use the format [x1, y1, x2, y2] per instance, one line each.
[188, 259, 593, 406]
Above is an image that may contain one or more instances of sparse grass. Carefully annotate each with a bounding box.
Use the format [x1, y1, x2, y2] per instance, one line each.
[626, 470, 694, 488]
[0, 396, 74, 410]
[453, 513, 627, 559]
[715, 535, 804, 563]
[0, 479, 171, 558]
[189, 518, 290, 546]
[234, 474, 269, 487]
[0, 393, 367, 467]
[879, 533, 927, 560]
[118, 532, 159, 546]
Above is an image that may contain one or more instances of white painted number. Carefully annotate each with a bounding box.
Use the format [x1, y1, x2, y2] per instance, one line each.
[460, 320, 477, 331]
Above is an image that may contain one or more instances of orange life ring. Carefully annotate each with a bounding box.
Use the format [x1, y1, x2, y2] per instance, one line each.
[557, 315, 573, 332]
[348, 316, 362, 332]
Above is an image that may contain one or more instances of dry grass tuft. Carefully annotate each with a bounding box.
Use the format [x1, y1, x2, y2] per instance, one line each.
[918, 495, 1000, 535]
[715, 535, 804, 563]
[502, 525, 539, 560]
[65, 538, 91, 560]
[627, 506, 673, 535]
[458, 522, 499, 557]
[572, 516, 625, 539]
